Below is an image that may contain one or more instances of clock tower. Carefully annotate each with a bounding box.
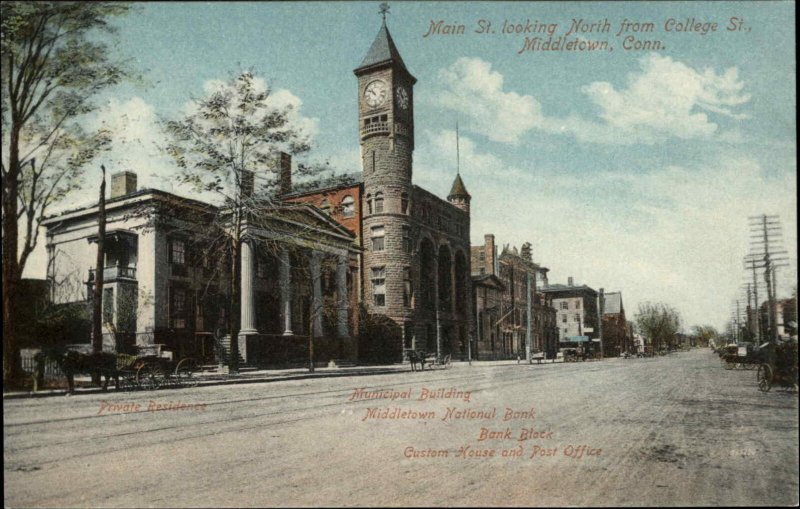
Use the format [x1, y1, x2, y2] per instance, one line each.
[354, 16, 417, 321]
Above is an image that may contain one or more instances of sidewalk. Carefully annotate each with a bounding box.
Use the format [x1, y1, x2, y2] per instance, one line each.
[2, 356, 579, 400]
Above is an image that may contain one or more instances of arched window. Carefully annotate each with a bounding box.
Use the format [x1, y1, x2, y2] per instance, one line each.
[341, 195, 355, 218]
[366, 194, 372, 215]
[374, 192, 384, 213]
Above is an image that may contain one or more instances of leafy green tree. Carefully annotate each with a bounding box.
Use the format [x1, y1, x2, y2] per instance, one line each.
[1, 2, 130, 383]
[691, 324, 720, 348]
[635, 302, 681, 353]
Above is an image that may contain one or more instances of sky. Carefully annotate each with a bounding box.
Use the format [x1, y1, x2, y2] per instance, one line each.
[23, 1, 797, 332]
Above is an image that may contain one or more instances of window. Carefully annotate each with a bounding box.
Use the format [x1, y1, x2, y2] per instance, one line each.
[170, 287, 187, 329]
[341, 196, 355, 217]
[575, 314, 581, 322]
[170, 239, 185, 265]
[103, 288, 114, 325]
[562, 315, 567, 323]
[401, 193, 409, 214]
[403, 267, 412, 307]
[560, 301, 568, 310]
[372, 267, 386, 307]
[479, 252, 485, 261]
[320, 199, 331, 215]
[371, 225, 385, 251]
[374, 192, 384, 213]
[479, 267, 485, 275]
[402, 226, 412, 254]
[575, 300, 581, 309]
[366, 194, 372, 215]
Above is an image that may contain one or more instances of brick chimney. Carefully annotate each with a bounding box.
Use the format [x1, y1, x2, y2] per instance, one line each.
[484, 234, 496, 276]
[110, 171, 137, 198]
[241, 170, 255, 198]
[568, 276, 574, 287]
[277, 152, 292, 197]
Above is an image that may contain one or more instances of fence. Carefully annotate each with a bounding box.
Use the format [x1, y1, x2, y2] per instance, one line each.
[19, 348, 63, 377]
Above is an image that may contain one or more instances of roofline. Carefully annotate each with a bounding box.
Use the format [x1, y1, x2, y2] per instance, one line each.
[41, 188, 217, 226]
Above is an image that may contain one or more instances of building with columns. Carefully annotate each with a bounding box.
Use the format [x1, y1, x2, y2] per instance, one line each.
[41, 172, 360, 366]
[40, 16, 471, 366]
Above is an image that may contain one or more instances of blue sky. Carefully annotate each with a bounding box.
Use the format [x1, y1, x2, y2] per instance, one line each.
[28, 1, 797, 331]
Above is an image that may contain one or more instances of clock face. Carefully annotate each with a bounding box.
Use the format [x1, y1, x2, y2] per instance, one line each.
[396, 86, 409, 110]
[364, 80, 388, 108]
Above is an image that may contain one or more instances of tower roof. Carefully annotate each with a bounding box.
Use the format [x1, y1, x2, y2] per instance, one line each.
[448, 173, 470, 200]
[355, 21, 415, 81]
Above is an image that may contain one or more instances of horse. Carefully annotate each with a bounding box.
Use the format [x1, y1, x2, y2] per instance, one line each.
[407, 349, 427, 372]
[34, 349, 120, 395]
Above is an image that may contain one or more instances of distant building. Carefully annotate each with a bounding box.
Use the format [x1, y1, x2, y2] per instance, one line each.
[540, 278, 600, 355]
[601, 291, 631, 357]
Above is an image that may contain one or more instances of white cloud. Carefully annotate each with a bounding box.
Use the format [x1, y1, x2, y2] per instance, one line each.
[435, 58, 543, 144]
[433, 54, 750, 146]
[571, 53, 751, 144]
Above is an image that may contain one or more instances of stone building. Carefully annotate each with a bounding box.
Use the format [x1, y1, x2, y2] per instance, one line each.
[471, 235, 557, 360]
[288, 19, 473, 362]
[41, 171, 361, 366]
[540, 278, 600, 355]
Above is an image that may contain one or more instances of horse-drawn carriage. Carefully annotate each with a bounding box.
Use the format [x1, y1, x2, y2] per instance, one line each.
[404, 349, 451, 371]
[719, 343, 760, 370]
[33, 344, 200, 394]
[755, 340, 798, 393]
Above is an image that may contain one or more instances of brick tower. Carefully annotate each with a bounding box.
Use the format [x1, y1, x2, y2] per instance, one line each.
[354, 18, 416, 325]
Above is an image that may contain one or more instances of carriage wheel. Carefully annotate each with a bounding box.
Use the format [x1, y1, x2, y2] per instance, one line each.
[757, 364, 773, 393]
[136, 364, 163, 391]
[175, 358, 200, 388]
[723, 358, 733, 370]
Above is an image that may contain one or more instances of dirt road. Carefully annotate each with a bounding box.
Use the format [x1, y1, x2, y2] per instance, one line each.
[4, 349, 798, 507]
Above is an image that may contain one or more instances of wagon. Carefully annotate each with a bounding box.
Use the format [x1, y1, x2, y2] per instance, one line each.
[117, 345, 200, 391]
[721, 343, 761, 370]
[756, 341, 798, 392]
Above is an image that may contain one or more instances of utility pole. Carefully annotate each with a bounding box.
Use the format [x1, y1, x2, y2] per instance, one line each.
[597, 288, 604, 358]
[747, 214, 789, 344]
[525, 271, 532, 363]
[92, 165, 107, 355]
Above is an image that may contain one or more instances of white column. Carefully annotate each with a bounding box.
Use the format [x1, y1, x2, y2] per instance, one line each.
[280, 246, 293, 335]
[310, 251, 323, 338]
[240, 240, 257, 334]
[335, 255, 349, 338]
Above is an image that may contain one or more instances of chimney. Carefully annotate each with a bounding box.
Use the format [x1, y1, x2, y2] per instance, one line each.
[110, 171, 137, 198]
[484, 234, 495, 275]
[521, 242, 532, 262]
[568, 276, 574, 287]
[277, 152, 292, 197]
[241, 170, 255, 198]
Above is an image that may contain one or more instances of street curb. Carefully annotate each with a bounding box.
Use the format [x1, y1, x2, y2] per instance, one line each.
[3, 357, 594, 400]
[2, 366, 410, 400]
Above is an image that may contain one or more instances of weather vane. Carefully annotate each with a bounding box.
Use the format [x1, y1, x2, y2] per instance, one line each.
[379, 3, 390, 22]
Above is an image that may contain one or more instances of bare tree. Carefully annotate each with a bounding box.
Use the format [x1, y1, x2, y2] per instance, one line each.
[1, 2, 130, 383]
[163, 70, 336, 373]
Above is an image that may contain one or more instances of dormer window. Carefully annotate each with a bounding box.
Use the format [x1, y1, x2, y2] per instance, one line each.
[320, 199, 331, 215]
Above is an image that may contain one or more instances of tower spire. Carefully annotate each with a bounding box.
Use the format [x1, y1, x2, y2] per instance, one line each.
[456, 119, 460, 176]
